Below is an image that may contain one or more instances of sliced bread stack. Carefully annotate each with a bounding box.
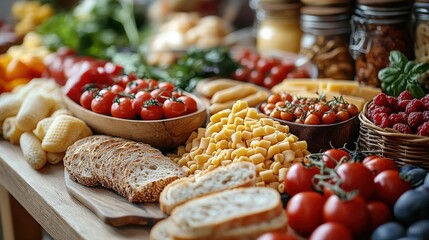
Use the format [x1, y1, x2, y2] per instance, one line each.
[150, 187, 287, 240]
[160, 161, 257, 214]
[63, 135, 185, 202]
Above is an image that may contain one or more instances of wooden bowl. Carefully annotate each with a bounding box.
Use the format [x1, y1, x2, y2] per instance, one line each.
[256, 105, 360, 153]
[63, 93, 207, 150]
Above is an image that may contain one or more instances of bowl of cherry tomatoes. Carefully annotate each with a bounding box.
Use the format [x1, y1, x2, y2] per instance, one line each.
[63, 75, 207, 149]
[258, 92, 360, 153]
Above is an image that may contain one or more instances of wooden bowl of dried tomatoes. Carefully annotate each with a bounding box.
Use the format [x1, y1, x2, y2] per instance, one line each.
[257, 92, 361, 153]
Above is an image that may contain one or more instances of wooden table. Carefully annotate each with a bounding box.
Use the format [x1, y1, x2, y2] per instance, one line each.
[0, 140, 151, 240]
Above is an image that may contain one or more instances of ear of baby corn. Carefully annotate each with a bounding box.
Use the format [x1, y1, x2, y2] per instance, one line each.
[15, 91, 56, 131]
[33, 117, 54, 141]
[0, 94, 23, 122]
[42, 115, 92, 152]
[47, 151, 64, 165]
[2, 117, 24, 144]
[20, 132, 47, 170]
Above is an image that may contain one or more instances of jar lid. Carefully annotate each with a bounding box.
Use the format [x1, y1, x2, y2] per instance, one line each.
[358, 0, 411, 5]
[258, 0, 302, 11]
[355, 4, 412, 17]
[301, 0, 351, 5]
[301, 6, 351, 16]
[301, 26, 351, 35]
[301, 20, 350, 30]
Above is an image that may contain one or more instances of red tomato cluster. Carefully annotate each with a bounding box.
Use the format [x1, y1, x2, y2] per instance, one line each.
[80, 76, 198, 120]
[260, 93, 359, 125]
[282, 149, 412, 239]
[233, 49, 310, 89]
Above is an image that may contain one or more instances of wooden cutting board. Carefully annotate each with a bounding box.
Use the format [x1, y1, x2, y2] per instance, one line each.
[64, 171, 167, 227]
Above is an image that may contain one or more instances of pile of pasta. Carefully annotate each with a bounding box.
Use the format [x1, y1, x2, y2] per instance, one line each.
[0, 79, 92, 169]
[170, 101, 309, 193]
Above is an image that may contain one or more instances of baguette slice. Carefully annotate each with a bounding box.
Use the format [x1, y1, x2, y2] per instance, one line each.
[168, 187, 283, 239]
[160, 162, 256, 214]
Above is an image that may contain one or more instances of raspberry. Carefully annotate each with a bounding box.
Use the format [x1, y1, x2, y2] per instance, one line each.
[417, 122, 429, 136]
[408, 112, 424, 129]
[387, 96, 398, 110]
[421, 93, 429, 104]
[373, 113, 389, 128]
[388, 113, 406, 127]
[398, 90, 414, 101]
[373, 93, 389, 107]
[398, 112, 408, 121]
[397, 99, 411, 112]
[371, 106, 392, 117]
[423, 111, 429, 122]
[393, 123, 413, 134]
[405, 99, 424, 114]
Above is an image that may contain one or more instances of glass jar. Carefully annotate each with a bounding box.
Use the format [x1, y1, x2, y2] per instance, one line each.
[253, 1, 302, 53]
[414, 2, 429, 63]
[350, 3, 413, 87]
[300, 6, 354, 80]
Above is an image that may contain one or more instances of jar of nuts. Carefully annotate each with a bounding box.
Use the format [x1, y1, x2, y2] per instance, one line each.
[349, 0, 413, 87]
[414, 1, 429, 63]
[299, 6, 354, 80]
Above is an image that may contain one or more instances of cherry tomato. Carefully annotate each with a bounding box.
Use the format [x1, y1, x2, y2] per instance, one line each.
[362, 155, 379, 164]
[250, 70, 265, 86]
[347, 104, 359, 117]
[256, 58, 275, 74]
[367, 201, 392, 231]
[374, 170, 412, 208]
[144, 79, 158, 90]
[163, 98, 187, 118]
[111, 97, 135, 119]
[280, 110, 294, 121]
[336, 110, 350, 122]
[293, 108, 304, 119]
[267, 94, 282, 104]
[337, 162, 375, 200]
[80, 88, 98, 110]
[116, 73, 137, 88]
[322, 149, 350, 168]
[270, 65, 288, 83]
[263, 103, 275, 115]
[363, 157, 399, 176]
[304, 113, 320, 125]
[178, 96, 198, 114]
[263, 76, 278, 89]
[125, 79, 149, 94]
[286, 192, 325, 236]
[270, 109, 281, 119]
[323, 195, 370, 236]
[140, 103, 163, 120]
[321, 111, 336, 124]
[151, 88, 172, 103]
[158, 82, 175, 92]
[280, 92, 293, 102]
[284, 163, 319, 196]
[233, 68, 250, 82]
[316, 103, 331, 114]
[132, 91, 152, 115]
[309, 222, 353, 240]
[110, 84, 125, 94]
[91, 89, 116, 115]
[256, 232, 297, 240]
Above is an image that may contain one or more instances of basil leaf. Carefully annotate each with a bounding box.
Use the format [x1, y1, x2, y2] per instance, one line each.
[379, 67, 401, 83]
[407, 83, 426, 99]
[411, 62, 429, 75]
[404, 61, 415, 73]
[391, 80, 403, 97]
[389, 51, 408, 69]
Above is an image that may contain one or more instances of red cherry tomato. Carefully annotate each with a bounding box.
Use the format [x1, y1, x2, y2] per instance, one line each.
[140, 102, 163, 120]
[250, 70, 265, 86]
[163, 98, 187, 118]
[178, 96, 198, 114]
[116, 73, 137, 88]
[286, 192, 325, 236]
[111, 97, 135, 119]
[144, 79, 158, 90]
[80, 88, 98, 110]
[256, 232, 297, 240]
[125, 79, 149, 94]
[309, 222, 353, 240]
[337, 162, 375, 200]
[284, 163, 319, 196]
[233, 68, 250, 82]
[322, 149, 351, 168]
[323, 195, 370, 236]
[367, 201, 392, 231]
[132, 91, 152, 115]
[322, 111, 336, 124]
[363, 157, 399, 176]
[374, 170, 412, 208]
[151, 88, 172, 103]
[362, 155, 379, 164]
[158, 82, 175, 92]
[110, 84, 125, 94]
[91, 89, 116, 115]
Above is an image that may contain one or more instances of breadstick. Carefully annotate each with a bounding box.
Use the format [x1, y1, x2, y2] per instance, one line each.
[211, 84, 258, 103]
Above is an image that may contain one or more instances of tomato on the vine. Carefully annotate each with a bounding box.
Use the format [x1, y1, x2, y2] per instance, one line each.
[110, 84, 125, 94]
[367, 201, 392, 231]
[309, 222, 352, 240]
[132, 91, 152, 115]
[91, 89, 116, 115]
[249, 70, 265, 86]
[116, 74, 137, 88]
[322, 111, 336, 124]
[304, 113, 320, 125]
[322, 149, 350, 168]
[125, 79, 149, 94]
[284, 163, 319, 196]
[140, 100, 163, 120]
[158, 82, 175, 92]
[233, 68, 250, 82]
[323, 194, 370, 236]
[374, 170, 412, 208]
[336, 162, 375, 200]
[286, 192, 325, 236]
[111, 97, 135, 119]
[178, 96, 198, 114]
[163, 98, 187, 118]
[363, 157, 399, 176]
[80, 88, 98, 110]
[151, 88, 172, 103]
[336, 110, 350, 122]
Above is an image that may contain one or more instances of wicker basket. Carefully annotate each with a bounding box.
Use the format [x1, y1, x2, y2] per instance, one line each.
[358, 101, 429, 171]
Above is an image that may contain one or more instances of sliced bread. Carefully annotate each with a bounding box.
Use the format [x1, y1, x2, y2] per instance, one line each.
[168, 187, 283, 239]
[160, 162, 257, 214]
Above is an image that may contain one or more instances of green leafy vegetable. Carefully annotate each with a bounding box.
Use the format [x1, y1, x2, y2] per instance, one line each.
[378, 51, 429, 98]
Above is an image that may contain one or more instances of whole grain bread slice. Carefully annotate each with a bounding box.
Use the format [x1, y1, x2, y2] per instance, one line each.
[168, 187, 283, 239]
[160, 162, 256, 215]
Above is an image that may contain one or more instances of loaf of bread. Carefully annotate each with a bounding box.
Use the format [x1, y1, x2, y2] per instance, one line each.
[160, 162, 257, 214]
[150, 187, 286, 240]
[63, 135, 186, 202]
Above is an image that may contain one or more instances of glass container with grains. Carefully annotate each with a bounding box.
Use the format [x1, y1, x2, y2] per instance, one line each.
[300, 6, 354, 80]
[349, 0, 413, 87]
[415, 1, 429, 63]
